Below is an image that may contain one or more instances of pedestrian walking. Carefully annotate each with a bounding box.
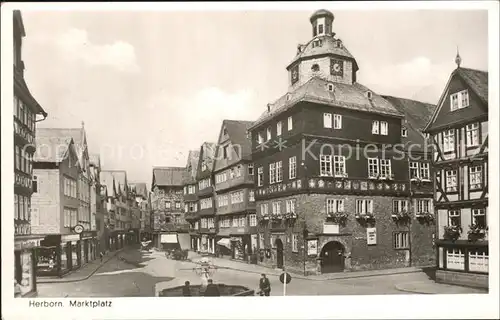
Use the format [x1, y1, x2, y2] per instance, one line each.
[203, 279, 220, 297]
[259, 273, 271, 296]
[100, 251, 104, 263]
[182, 281, 192, 297]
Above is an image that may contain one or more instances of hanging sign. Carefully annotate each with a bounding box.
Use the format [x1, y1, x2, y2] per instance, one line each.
[367, 227, 377, 245]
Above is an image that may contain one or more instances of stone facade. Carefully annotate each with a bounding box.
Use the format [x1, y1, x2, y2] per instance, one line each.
[436, 270, 488, 289]
[257, 193, 435, 275]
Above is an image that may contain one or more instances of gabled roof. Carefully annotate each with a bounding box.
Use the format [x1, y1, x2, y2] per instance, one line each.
[223, 120, 254, 160]
[152, 167, 185, 188]
[424, 66, 488, 132]
[100, 171, 117, 198]
[130, 182, 148, 198]
[196, 142, 217, 178]
[33, 134, 74, 163]
[101, 170, 128, 196]
[456, 67, 488, 105]
[250, 76, 403, 130]
[36, 127, 87, 166]
[182, 150, 200, 184]
[382, 95, 436, 150]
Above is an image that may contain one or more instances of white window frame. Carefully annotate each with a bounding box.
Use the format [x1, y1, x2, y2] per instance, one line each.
[447, 248, 465, 270]
[368, 158, 379, 178]
[289, 156, 297, 180]
[276, 161, 283, 183]
[460, 90, 470, 109]
[401, 127, 408, 137]
[266, 127, 272, 141]
[393, 232, 409, 249]
[326, 199, 344, 214]
[333, 114, 342, 129]
[469, 166, 483, 190]
[249, 190, 255, 202]
[443, 129, 455, 153]
[466, 123, 480, 147]
[380, 159, 392, 178]
[269, 163, 276, 184]
[445, 170, 458, 192]
[472, 208, 486, 228]
[258, 133, 264, 144]
[333, 156, 346, 177]
[469, 250, 488, 273]
[288, 116, 293, 131]
[260, 203, 268, 216]
[372, 120, 380, 134]
[248, 164, 254, 176]
[355, 199, 373, 214]
[393, 200, 408, 213]
[320, 154, 333, 177]
[409, 162, 419, 179]
[323, 113, 332, 128]
[420, 163, 430, 180]
[448, 210, 461, 227]
[285, 199, 296, 214]
[257, 167, 264, 187]
[415, 199, 431, 213]
[249, 214, 257, 227]
[272, 201, 281, 215]
[277, 121, 283, 136]
[450, 92, 459, 111]
[380, 121, 388, 135]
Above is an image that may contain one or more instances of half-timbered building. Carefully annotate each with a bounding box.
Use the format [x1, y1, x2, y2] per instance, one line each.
[212, 120, 257, 261]
[248, 9, 436, 275]
[423, 55, 488, 288]
[194, 142, 217, 254]
[182, 150, 201, 251]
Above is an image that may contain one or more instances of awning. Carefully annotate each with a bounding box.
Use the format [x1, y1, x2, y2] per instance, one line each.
[160, 234, 178, 244]
[217, 238, 231, 249]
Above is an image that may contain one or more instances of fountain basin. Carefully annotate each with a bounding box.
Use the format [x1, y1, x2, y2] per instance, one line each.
[159, 284, 254, 297]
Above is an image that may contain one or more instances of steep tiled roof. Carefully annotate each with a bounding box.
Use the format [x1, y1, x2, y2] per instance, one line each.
[99, 171, 116, 197]
[153, 167, 185, 187]
[101, 170, 127, 195]
[457, 67, 488, 105]
[33, 134, 73, 163]
[130, 182, 148, 198]
[36, 128, 86, 166]
[182, 150, 200, 184]
[251, 76, 403, 130]
[382, 95, 436, 151]
[223, 120, 254, 160]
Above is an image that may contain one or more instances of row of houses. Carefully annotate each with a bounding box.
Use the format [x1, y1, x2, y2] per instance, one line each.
[150, 9, 488, 288]
[12, 11, 152, 297]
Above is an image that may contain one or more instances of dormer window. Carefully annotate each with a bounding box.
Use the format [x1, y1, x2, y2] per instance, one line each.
[312, 39, 323, 48]
[327, 83, 334, 92]
[286, 93, 291, 101]
[366, 91, 373, 100]
[311, 64, 320, 72]
[401, 127, 408, 137]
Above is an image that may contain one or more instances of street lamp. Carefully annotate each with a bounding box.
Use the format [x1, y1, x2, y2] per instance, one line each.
[302, 226, 308, 276]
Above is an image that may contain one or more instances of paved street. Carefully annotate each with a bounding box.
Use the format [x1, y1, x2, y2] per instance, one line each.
[37, 248, 487, 297]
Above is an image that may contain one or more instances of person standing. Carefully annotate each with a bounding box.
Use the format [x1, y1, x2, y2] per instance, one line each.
[259, 273, 271, 296]
[203, 279, 220, 297]
[182, 281, 192, 297]
[99, 251, 104, 263]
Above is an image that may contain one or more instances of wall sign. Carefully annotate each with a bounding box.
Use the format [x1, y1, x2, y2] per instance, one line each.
[307, 239, 318, 256]
[367, 227, 377, 245]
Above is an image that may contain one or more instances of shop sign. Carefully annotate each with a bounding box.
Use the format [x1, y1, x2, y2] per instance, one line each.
[80, 231, 96, 239]
[307, 239, 318, 256]
[61, 234, 81, 242]
[367, 227, 377, 245]
[14, 239, 41, 250]
[161, 234, 178, 243]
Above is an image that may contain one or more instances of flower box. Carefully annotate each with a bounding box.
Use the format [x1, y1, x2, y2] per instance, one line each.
[327, 212, 348, 224]
[415, 212, 434, 222]
[284, 212, 297, 220]
[467, 224, 487, 241]
[355, 213, 374, 221]
[392, 210, 411, 221]
[335, 172, 349, 179]
[443, 225, 462, 241]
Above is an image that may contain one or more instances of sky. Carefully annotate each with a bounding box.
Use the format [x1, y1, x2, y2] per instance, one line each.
[20, 8, 488, 185]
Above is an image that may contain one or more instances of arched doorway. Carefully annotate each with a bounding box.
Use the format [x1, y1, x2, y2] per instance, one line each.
[320, 241, 345, 273]
[275, 239, 284, 269]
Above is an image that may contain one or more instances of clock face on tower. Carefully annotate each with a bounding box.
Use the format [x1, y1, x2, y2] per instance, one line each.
[291, 65, 299, 85]
[330, 59, 344, 77]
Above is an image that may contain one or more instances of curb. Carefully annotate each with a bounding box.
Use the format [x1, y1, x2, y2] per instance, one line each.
[37, 248, 126, 284]
[213, 265, 427, 281]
